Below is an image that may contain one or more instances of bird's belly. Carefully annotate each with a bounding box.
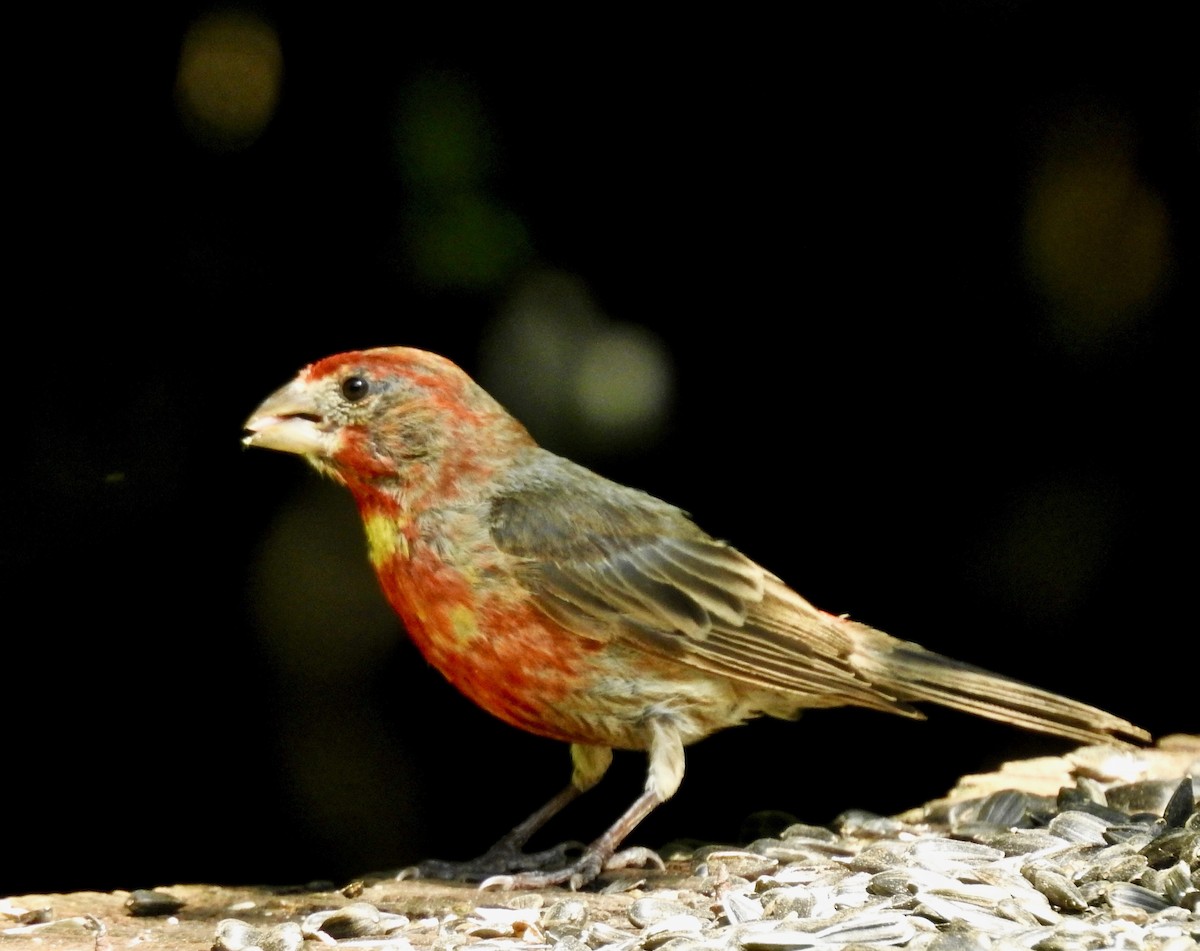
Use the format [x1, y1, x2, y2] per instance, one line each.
[552, 649, 759, 750]
[379, 564, 749, 749]
[369, 536, 770, 750]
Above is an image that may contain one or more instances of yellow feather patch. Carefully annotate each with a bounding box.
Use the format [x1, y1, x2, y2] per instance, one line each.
[364, 511, 409, 565]
[448, 604, 482, 645]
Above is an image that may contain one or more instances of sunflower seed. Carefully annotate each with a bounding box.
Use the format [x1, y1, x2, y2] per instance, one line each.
[702, 850, 779, 881]
[974, 829, 1071, 856]
[1022, 866, 1088, 911]
[628, 899, 697, 928]
[543, 899, 588, 929]
[1047, 811, 1110, 845]
[641, 914, 705, 949]
[214, 918, 303, 951]
[723, 891, 764, 924]
[1162, 777, 1196, 827]
[302, 902, 407, 939]
[758, 886, 815, 919]
[124, 889, 185, 917]
[1140, 828, 1192, 867]
[1105, 881, 1171, 914]
[975, 789, 1034, 827]
[1106, 780, 1185, 816]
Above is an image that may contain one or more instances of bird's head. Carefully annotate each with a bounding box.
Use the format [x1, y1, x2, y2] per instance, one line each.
[243, 347, 532, 491]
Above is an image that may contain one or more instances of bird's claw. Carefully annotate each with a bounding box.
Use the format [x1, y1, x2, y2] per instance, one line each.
[486, 852, 605, 891]
[401, 840, 587, 883]
[477, 873, 517, 891]
[605, 845, 665, 871]
[475, 846, 662, 891]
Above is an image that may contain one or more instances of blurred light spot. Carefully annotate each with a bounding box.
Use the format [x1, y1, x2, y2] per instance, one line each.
[575, 324, 673, 447]
[175, 10, 282, 151]
[404, 194, 531, 290]
[979, 477, 1120, 621]
[480, 271, 599, 443]
[248, 478, 421, 867]
[393, 72, 491, 188]
[392, 71, 530, 289]
[1022, 104, 1171, 353]
[250, 479, 399, 681]
[480, 270, 674, 454]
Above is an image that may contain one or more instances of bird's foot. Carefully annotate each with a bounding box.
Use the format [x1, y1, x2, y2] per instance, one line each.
[479, 845, 665, 891]
[605, 845, 666, 872]
[397, 840, 586, 883]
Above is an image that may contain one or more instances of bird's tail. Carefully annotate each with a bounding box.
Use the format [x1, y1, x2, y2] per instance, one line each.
[849, 625, 1151, 747]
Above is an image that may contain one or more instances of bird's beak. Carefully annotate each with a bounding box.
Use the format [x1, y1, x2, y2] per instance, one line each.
[242, 380, 332, 457]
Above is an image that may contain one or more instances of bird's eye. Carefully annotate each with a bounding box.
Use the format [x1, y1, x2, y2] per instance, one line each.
[341, 375, 370, 402]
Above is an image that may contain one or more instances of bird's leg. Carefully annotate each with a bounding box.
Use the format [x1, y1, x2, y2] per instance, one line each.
[486, 718, 684, 890]
[406, 744, 613, 880]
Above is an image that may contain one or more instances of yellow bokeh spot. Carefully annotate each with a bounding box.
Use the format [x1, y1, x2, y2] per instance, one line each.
[176, 10, 283, 150]
[1022, 109, 1172, 352]
[479, 271, 676, 455]
[574, 324, 673, 446]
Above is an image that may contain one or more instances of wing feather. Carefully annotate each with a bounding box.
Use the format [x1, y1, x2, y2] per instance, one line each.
[489, 452, 899, 708]
[487, 449, 1149, 745]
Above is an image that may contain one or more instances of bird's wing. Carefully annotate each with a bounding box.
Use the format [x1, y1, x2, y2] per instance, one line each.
[487, 452, 1149, 746]
[488, 453, 915, 715]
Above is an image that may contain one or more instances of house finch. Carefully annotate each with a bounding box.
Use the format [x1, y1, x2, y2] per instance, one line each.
[243, 346, 1149, 889]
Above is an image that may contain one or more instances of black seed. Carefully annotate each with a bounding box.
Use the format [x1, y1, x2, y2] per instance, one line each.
[1162, 776, 1195, 828]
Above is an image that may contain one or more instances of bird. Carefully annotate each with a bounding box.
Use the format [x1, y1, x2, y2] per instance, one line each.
[242, 346, 1149, 889]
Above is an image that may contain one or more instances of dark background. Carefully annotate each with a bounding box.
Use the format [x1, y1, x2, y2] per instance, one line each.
[5, 4, 1195, 897]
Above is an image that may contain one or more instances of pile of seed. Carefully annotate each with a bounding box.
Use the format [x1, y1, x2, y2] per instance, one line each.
[216, 764, 1199, 950]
